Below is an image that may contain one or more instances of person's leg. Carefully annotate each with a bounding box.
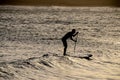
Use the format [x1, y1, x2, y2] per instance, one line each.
[64, 46, 67, 56]
[63, 41, 67, 56]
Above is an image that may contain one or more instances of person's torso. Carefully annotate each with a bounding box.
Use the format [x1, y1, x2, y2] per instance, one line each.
[62, 32, 73, 40]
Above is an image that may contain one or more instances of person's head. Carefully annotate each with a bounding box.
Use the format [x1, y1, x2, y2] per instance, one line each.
[72, 29, 76, 33]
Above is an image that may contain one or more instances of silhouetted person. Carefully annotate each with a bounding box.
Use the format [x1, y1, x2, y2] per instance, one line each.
[61, 29, 78, 56]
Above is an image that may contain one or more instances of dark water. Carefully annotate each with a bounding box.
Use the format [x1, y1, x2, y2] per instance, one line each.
[0, 0, 119, 7]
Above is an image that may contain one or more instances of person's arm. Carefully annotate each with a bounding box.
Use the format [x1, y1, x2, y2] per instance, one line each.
[70, 36, 77, 42]
[73, 32, 78, 37]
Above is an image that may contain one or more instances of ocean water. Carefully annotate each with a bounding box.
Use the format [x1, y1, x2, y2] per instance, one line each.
[0, 6, 120, 80]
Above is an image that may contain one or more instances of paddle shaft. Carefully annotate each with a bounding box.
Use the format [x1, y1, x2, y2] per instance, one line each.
[74, 33, 78, 54]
